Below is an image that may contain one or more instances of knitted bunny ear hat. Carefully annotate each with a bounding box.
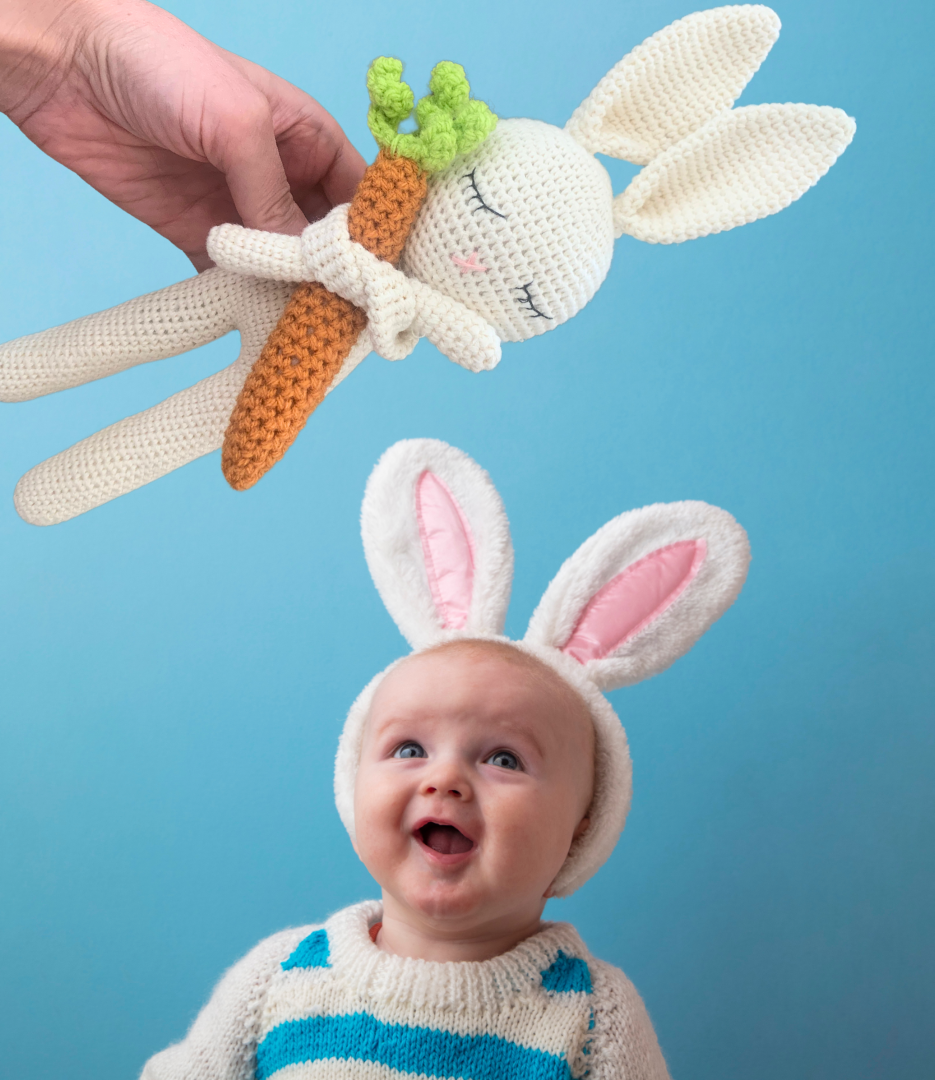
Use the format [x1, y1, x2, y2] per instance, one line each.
[335, 440, 751, 897]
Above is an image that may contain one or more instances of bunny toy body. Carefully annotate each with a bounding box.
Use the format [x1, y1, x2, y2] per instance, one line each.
[141, 437, 751, 1080]
[0, 5, 854, 526]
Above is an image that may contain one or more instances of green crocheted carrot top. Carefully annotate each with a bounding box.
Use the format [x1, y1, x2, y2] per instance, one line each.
[367, 57, 497, 172]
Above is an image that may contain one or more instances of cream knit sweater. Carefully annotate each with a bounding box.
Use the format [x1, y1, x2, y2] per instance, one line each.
[140, 901, 670, 1080]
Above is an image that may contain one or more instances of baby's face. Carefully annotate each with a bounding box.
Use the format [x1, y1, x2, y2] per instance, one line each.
[354, 645, 594, 934]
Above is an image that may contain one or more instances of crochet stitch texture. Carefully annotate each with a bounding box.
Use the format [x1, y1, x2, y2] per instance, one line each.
[139, 901, 671, 1080]
[220, 61, 495, 490]
[0, 5, 855, 524]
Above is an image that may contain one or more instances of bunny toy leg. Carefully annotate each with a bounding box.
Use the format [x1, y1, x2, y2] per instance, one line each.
[1, 269, 371, 526]
[0, 268, 242, 403]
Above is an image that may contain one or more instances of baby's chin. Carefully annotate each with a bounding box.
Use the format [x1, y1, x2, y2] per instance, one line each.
[396, 882, 488, 925]
[385, 858, 546, 930]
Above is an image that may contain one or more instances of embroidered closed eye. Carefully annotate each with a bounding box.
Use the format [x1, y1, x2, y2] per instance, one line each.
[461, 169, 506, 218]
[512, 283, 552, 320]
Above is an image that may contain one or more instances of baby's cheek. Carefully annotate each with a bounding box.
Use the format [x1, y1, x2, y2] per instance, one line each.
[353, 773, 401, 859]
[492, 788, 575, 889]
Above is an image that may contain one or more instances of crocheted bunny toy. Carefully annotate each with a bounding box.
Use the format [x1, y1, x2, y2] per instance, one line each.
[334, 439, 751, 895]
[0, 5, 854, 526]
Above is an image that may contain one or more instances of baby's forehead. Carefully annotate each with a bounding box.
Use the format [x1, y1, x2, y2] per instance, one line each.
[384, 640, 554, 691]
[371, 641, 594, 738]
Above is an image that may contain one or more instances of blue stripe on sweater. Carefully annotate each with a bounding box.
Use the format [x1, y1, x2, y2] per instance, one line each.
[540, 951, 592, 994]
[281, 930, 330, 971]
[255, 1013, 574, 1080]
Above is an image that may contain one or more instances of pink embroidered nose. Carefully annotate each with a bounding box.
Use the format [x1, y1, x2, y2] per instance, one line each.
[451, 251, 488, 274]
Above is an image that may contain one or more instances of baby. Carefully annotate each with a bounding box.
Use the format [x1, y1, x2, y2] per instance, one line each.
[142, 438, 750, 1080]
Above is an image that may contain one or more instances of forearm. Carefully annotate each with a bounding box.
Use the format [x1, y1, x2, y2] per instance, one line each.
[0, 0, 90, 119]
[0, 0, 187, 123]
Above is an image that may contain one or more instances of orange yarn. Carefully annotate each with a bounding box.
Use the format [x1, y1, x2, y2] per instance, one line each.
[347, 151, 427, 265]
[221, 284, 367, 491]
[221, 152, 428, 491]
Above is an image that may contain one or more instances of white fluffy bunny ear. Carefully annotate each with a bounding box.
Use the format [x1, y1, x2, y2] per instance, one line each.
[361, 439, 514, 650]
[525, 501, 749, 691]
[613, 102, 856, 242]
[565, 5, 781, 165]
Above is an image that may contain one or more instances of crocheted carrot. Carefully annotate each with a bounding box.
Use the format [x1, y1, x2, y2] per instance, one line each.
[221, 59, 497, 491]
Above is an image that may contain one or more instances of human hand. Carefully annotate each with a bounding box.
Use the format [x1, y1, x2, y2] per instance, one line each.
[0, 0, 366, 269]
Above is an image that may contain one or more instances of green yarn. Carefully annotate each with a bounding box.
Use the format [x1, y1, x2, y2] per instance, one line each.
[367, 58, 497, 173]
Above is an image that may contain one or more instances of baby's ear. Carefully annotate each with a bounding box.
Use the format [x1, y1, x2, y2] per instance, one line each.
[565, 5, 781, 165]
[361, 439, 513, 649]
[524, 501, 749, 691]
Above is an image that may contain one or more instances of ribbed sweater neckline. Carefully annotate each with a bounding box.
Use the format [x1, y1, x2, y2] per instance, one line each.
[326, 901, 589, 1013]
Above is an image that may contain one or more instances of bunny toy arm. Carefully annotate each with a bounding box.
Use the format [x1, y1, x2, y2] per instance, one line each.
[207, 212, 501, 371]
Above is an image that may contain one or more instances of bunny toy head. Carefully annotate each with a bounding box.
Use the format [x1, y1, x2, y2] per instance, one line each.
[400, 4, 856, 342]
[334, 439, 751, 896]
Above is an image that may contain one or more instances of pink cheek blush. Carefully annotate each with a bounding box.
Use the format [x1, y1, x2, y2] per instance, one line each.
[451, 251, 488, 273]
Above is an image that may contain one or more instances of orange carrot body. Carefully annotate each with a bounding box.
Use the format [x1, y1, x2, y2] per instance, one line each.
[221, 151, 427, 491]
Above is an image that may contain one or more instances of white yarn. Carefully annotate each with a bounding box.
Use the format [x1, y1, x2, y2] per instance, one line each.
[614, 102, 857, 243]
[401, 118, 615, 342]
[140, 902, 671, 1080]
[140, 925, 310, 1080]
[0, 4, 855, 524]
[5, 270, 370, 526]
[333, 439, 750, 897]
[565, 4, 781, 163]
[208, 207, 502, 371]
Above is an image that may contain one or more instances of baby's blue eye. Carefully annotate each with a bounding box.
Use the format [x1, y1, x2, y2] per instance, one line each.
[486, 750, 519, 771]
[394, 742, 426, 759]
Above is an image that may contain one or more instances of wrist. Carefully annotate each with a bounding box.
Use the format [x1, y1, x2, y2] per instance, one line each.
[0, 0, 102, 119]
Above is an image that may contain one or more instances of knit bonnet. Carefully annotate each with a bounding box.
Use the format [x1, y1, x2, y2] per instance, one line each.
[334, 439, 750, 896]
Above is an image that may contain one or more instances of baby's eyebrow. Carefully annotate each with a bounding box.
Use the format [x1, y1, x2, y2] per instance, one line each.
[488, 718, 547, 760]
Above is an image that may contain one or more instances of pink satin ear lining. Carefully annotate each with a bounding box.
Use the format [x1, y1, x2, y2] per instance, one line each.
[562, 539, 707, 664]
[416, 471, 476, 630]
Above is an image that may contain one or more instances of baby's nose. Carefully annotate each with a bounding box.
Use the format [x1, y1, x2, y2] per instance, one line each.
[421, 762, 472, 800]
[424, 782, 463, 798]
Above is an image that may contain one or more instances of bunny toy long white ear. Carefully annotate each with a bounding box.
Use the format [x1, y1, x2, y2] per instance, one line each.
[565, 5, 855, 243]
[361, 439, 514, 649]
[525, 501, 750, 691]
[566, 5, 782, 165]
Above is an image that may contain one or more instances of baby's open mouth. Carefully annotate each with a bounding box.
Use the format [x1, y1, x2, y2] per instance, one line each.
[417, 822, 474, 855]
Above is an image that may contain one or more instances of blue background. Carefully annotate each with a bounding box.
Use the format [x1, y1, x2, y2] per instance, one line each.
[1, 1, 932, 1077]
